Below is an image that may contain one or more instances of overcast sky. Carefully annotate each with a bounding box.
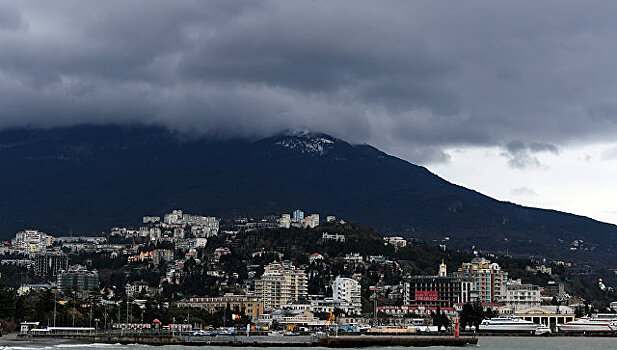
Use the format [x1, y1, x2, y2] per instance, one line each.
[2, 1, 617, 223]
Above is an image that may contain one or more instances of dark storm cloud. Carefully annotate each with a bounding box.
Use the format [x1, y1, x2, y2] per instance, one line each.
[0, 4, 25, 31]
[2, 1, 617, 164]
[501, 141, 559, 169]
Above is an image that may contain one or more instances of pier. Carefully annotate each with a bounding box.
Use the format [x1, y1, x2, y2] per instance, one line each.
[318, 335, 479, 347]
[18, 332, 479, 347]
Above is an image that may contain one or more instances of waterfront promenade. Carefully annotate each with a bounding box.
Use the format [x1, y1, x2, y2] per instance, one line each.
[12, 331, 479, 347]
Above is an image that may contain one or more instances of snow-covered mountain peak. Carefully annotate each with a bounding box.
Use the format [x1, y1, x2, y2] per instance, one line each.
[273, 131, 339, 156]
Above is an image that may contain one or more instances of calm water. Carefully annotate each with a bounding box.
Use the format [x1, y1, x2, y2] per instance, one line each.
[0, 337, 616, 349]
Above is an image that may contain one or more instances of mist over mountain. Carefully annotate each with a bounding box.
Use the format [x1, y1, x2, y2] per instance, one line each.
[1, 125, 616, 264]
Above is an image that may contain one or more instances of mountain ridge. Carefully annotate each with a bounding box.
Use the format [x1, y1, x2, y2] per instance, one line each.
[1, 124, 616, 265]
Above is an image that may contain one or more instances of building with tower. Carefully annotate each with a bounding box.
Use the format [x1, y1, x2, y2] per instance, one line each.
[403, 262, 471, 307]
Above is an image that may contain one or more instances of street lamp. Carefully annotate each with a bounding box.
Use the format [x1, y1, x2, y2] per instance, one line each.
[53, 288, 58, 327]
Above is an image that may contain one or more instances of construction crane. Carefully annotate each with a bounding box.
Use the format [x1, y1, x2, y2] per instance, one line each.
[324, 308, 336, 328]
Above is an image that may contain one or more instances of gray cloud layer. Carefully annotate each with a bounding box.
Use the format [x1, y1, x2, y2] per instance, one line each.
[2, 1, 617, 164]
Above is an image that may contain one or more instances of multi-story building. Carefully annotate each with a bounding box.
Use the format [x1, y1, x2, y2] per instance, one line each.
[153, 249, 174, 265]
[57, 265, 99, 291]
[255, 261, 308, 310]
[505, 279, 541, 310]
[161, 210, 219, 236]
[143, 216, 161, 224]
[384, 236, 407, 249]
[304, 214, 320, 228]
[544, 281, 565, 297]
[184, 215, 219, 234]
[110, 227, 127, 237]
[282, 296, 360, 316]
[403, 262, 470, 307]
[164, 210, 184, 225]
[191, 223, 219, 238]
[332, 277, 362, 314]
[177, 294, 264, 320]
[12, 230, 53, 255]
[279, 214, 291, 229]
[173, 227, 185, 240]
[526, 264, 552, 275]
[1, 259, 34, 268]
[458, 256, 508, 303]
[17, 283, 53, 296]
[322, 232, 346, 243]
[149, 227, 162, 241]
[293, 210, 304, 222]
[35, 251, 68, 278]
[126, 280, 159, 297]
[138, 226, 150, 238]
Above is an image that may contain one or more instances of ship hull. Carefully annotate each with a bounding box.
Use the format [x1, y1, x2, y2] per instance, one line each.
[479, 326, 538, 333]
[558, 324, 615, 333]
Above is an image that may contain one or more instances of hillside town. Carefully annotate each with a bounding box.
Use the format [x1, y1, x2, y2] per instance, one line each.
[0, 209, 616, 336]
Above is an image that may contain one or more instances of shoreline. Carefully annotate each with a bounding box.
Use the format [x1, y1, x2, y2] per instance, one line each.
[7, 333, 479, 347]
[6, 330, 617, 348]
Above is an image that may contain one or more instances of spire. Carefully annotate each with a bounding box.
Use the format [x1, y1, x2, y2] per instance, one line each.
[439, 260, 447, 277]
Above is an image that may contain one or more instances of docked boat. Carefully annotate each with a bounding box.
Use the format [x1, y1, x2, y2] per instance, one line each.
[558, 317, 617, 333]
[479, 316, 543, 334]
[535, 324, 552, 335]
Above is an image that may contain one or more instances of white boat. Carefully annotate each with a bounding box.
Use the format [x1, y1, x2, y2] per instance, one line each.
[479, 316, 542, 333]
[558, 317, 617, 333]
[535, 325, 552, 335]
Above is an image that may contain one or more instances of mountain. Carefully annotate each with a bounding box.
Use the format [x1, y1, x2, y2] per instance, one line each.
[1, 125, 616, 264]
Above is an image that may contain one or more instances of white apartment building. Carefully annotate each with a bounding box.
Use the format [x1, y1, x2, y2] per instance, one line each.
[149, 227, 162, 241]
[279, 214, 291, 229]
[162, 210, 219, 236]
[126, 280, 158, 297]
[333, 277, 362, 314]
[185, 216, 219, 236]
[255, 261, 308, 311]
[505, 279, 541, 311]
[12, 230, 53, 255]
[281, 297, 358, 316]
[322, 232, 345, 242]
[384, 236, 407, 249]
[142, 216, 161, 224]
[164, 210, 184, 225]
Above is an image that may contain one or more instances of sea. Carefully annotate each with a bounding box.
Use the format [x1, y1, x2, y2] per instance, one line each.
[0, 337, 616, 350]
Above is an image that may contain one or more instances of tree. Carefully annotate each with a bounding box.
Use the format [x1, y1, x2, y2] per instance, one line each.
[459, 301, 488, 330]
[432, 307, 442, 330]
[575, 305, 584, 318]
[484, 307, 496, 319]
